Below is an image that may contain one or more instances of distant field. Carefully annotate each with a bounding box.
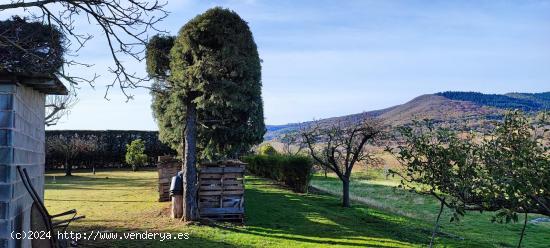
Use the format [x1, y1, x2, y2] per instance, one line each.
[259, 142, 401, 170]
[310, 170, 550, 248]
[42, 169, 509, 247]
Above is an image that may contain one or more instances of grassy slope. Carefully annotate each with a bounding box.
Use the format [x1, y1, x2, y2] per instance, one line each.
[310, 171, 550, 248]
[45, 169, 488, 248]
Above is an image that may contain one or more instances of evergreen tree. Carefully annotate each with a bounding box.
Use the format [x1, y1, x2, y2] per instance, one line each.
[146, 8, 265, 221]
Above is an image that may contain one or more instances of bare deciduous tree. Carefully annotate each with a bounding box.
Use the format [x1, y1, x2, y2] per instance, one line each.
[46, 134, 97, 176]
[280, 131, 306, 156]
[0, 0, 168, 99]
[302, 120, 381, 207]
[45, 92, 77, 126]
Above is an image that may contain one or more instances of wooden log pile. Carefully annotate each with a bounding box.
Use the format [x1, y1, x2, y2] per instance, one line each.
[157, 156, 180, 202]
[198, 160, 245, 222]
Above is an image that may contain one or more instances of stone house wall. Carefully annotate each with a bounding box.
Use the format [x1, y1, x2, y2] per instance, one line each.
[0, 84, 46, 248]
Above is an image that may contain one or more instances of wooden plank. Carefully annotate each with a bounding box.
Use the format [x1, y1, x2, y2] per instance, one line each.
[222, 178, 243, 181]
[199, 202, 220, 208]
[200, 174, 222, 179]
[221, 190, 244, 195]
[222, 185, 244, 190]
[200, 216, 244, 222]
[197, 161, 246, 222]
[199, 182, 222, 186]
[200, 172, 241, 176]
[200, 185, 243, 191]
[200, 207, 244, 215]
[200, 185, 222, 190]
[199, 191, 223, 196]
[200, 213, 242, 217]
[200, 167, 244, 173]
[200, 180, 222, 184]
[220, 173, 244, 179]
[199, 195, 220, 201]
[199, 196, 220, 202]
[200, 161, 246, 168]
[201, 214, 243, 219]
[221, 182, 243, 187]
[199, 190, 244, 196]
[222, 195, 243, 199]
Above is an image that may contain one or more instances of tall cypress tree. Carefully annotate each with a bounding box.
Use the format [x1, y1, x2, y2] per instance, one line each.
[147, 8, 265, 221]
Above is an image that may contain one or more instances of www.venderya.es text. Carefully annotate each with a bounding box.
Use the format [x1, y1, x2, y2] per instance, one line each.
[11, 231, 190, 242]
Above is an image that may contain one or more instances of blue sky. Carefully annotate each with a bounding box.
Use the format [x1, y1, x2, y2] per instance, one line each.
[4, 0, 549, 130]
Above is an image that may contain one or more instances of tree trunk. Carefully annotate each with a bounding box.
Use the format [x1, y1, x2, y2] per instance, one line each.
[517, 212, 528, 248]
[65, 156, 72, 176]
[430, 199, 445, 248]
[182, 100, 199, 221]
[342, 178, 350, 207]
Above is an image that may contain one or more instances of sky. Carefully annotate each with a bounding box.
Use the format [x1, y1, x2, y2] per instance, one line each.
[2, 0, 550, 130]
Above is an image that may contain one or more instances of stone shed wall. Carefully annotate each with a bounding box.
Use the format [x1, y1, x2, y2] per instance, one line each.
[0, 84, 46, 248]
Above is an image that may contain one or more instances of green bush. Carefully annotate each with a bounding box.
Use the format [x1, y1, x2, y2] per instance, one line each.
[258, 144, 278, 156]
[244, 154, 313, 193]
[125, 139, 148, 171]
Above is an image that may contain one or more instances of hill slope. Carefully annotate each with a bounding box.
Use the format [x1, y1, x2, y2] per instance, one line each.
[265, 91, 549, 140]
[436, 91, 550, 111]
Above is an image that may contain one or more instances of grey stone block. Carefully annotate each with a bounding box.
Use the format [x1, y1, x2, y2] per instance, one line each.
[0, 165, 10, 184]
[0, 95, 12, 111]
[0, 148, 12, 165]
[11, 182, 28, 203]
[0, 112, 13, 129]
[0, 85, 15, 93]
[0, 219, 9, 239]
[0, 130, 10, 147]
[0, 184, 13, 202]
[0, 202, 6, 220]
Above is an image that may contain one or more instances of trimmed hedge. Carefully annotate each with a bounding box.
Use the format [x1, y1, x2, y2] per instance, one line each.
[46, 130, 176, 169]
[243, 154, 313, 193]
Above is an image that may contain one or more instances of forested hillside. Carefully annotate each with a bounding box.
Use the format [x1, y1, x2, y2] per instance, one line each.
[436, 91, 550, 111]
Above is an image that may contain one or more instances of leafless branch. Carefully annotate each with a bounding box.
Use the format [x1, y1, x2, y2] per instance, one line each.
[0, 0, 169, 100]
[45, 91, 78, 126]
[302, 119, 381, 180]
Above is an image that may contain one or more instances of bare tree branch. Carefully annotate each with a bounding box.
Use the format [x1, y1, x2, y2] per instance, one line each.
[45, 91, 78, 126]
[0, 0, 169, 100]
[302, 119, 382, 207]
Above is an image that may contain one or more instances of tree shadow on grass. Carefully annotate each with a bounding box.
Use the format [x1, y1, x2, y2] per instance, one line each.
[223, 177, 484, 247]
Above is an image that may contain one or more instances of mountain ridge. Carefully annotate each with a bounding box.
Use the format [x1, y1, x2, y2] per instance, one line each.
[265, 91, 550, 140]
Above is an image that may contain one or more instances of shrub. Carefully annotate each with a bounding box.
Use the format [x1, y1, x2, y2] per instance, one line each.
[258, 144, 278, 156]
[244, 154, 313, 193]
[125, 139, 148, 171]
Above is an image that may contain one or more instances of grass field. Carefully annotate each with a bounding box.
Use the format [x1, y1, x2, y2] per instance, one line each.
[44, 169, 549, 247]
[310, 170, 550, 248]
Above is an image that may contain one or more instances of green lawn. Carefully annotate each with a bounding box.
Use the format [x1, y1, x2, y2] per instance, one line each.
[310, 170, 550, 248]
[43, 169, 548, 247]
